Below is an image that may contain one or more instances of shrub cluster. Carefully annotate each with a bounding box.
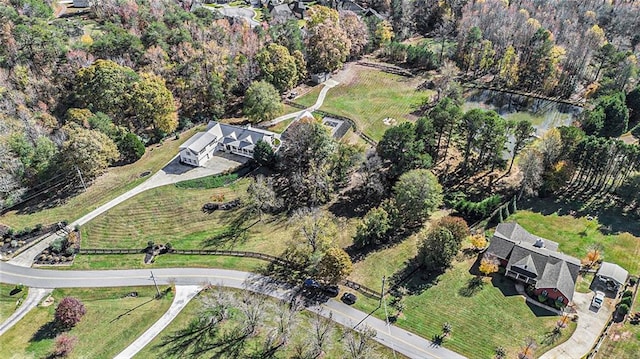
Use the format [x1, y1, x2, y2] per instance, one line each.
[454, 195, 502, 221]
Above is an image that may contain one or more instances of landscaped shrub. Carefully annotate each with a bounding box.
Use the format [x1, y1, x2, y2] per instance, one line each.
[55, 297, 86, 329]
[618, 303, 630, 315]
[454, 195, 502, 221]
[54, 333, 78, 357]
[623, 290, 633, 298]
[620, 297, 632, 307]
[630, 276, 638, 286]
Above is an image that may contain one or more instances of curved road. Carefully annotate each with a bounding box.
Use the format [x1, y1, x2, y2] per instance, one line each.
[0, 262, 465, 359]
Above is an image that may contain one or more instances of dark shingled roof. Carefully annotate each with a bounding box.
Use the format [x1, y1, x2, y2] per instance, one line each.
[535, 256, 580, 302]
[489, 222, 580, 302]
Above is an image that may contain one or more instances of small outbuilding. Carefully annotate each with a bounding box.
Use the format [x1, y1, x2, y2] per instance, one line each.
[596, 262, 628, 292]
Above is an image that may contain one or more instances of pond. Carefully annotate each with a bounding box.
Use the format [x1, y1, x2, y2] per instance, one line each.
[463, 89, 583, 137]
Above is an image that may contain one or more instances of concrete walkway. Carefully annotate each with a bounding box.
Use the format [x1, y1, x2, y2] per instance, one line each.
[539, 292, 613, 359]
[0, 262, 465, 359]
[261, 79, 340, 127]
[114, 285, 202, 359]
[7, 155, 242, 268]
[0, 287, 52, 336]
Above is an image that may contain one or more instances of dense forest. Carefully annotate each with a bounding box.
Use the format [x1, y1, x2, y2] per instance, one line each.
[1, 0, 639, 214]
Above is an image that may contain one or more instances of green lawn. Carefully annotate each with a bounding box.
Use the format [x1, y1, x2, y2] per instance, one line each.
[576, 272, 595, 293]
[1, 127, 201, 231]
[70, 253, 265, 272]
[296, 66, 433, 141]
[595, 286, 640, 358]
[508, 211, 640, 273]
[353, 256, 575, 358]
[267, 117, 295, 133]
[0, 283, 26, 323]
[135, 288, 403, 358]
[79, 181, 356, 261]
[0, 286, 172, 359]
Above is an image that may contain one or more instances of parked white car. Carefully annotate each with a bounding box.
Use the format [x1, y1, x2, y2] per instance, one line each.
[592, 291, 605, 309]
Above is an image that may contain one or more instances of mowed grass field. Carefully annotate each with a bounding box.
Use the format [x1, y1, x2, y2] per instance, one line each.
[508, 211, 640, 273]
[0, 286, 172, 359]
[596, 288, 640, 359]
[296, 65, 433, 141]
[79, 179, 357, 262]
[354, 254, 575, 359]
[134, 288, 404, 359]
[1, 126, 202, 231]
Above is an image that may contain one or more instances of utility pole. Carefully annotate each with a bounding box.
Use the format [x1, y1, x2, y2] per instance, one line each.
[380, 275, 386, 307]
[75, 166, 87, 191]
[150, 271, 161, 298]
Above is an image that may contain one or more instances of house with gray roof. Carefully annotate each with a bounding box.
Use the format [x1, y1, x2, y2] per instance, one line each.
[179, 121, 280, 167]
[486, 222, 581, 306]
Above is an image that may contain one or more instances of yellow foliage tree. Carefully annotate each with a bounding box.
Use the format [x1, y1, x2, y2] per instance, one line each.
[479, 253, 499, 276]
[316, 247, 353, 284]
[470, 234, 487, 250]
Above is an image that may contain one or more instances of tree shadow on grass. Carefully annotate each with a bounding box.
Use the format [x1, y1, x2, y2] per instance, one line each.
[201, 211, 258, 249]
[31, 321, 62, 342]
[109, 298, 155, 323]
[490, 275, 520, 297]
[520, 196, 640, 237]
[327, 186, 380, 219]
[388, 259, 443, 296]
[458, 276, 485, 297]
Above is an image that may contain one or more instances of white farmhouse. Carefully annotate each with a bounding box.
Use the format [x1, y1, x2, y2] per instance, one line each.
[179, 121, 280, 167]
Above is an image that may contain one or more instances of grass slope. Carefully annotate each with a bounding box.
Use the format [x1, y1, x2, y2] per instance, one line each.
[354, 256, 574, 358]
[0, 286, 172, 359]
[296, 66, 432, 141]
[0, 283, 25, 323]
[80, 180, 356, 256]
[135, 288, 403, 358]
[1, 127, 202, 230]
[508, 211, 640, 273]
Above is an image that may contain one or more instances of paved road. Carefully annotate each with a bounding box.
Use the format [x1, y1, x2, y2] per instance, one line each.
[114, 285, 201, 359]
[0, 287, 52, 336]
[7, 154, 242, 267]
[0, 262, 465, 359]
[539, 292, 613, 359]
[261, 79, 340, 127]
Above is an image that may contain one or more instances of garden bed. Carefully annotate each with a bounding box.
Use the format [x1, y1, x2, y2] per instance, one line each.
[33, 229, 81, 266]
[0, 222, 61, 257]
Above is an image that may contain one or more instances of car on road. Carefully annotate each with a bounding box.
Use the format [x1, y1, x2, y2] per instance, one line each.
[323, 285, 339, 297]
[592, 291, 605, 309]
[303, 278, 320, 290]
[341, 292, 357, 305]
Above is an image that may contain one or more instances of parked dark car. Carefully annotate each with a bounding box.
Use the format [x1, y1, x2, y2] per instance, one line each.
[303, 278, 320, 290]
[323, 285, 339, 297]
[341, 292, 357, 305]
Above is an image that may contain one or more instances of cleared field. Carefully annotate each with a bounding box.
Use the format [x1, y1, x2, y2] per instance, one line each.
[80, 180, 356, 257]
[1, 127, 202, 231]
[0, 286, 172, 359]
[296, 65, 432, 141]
